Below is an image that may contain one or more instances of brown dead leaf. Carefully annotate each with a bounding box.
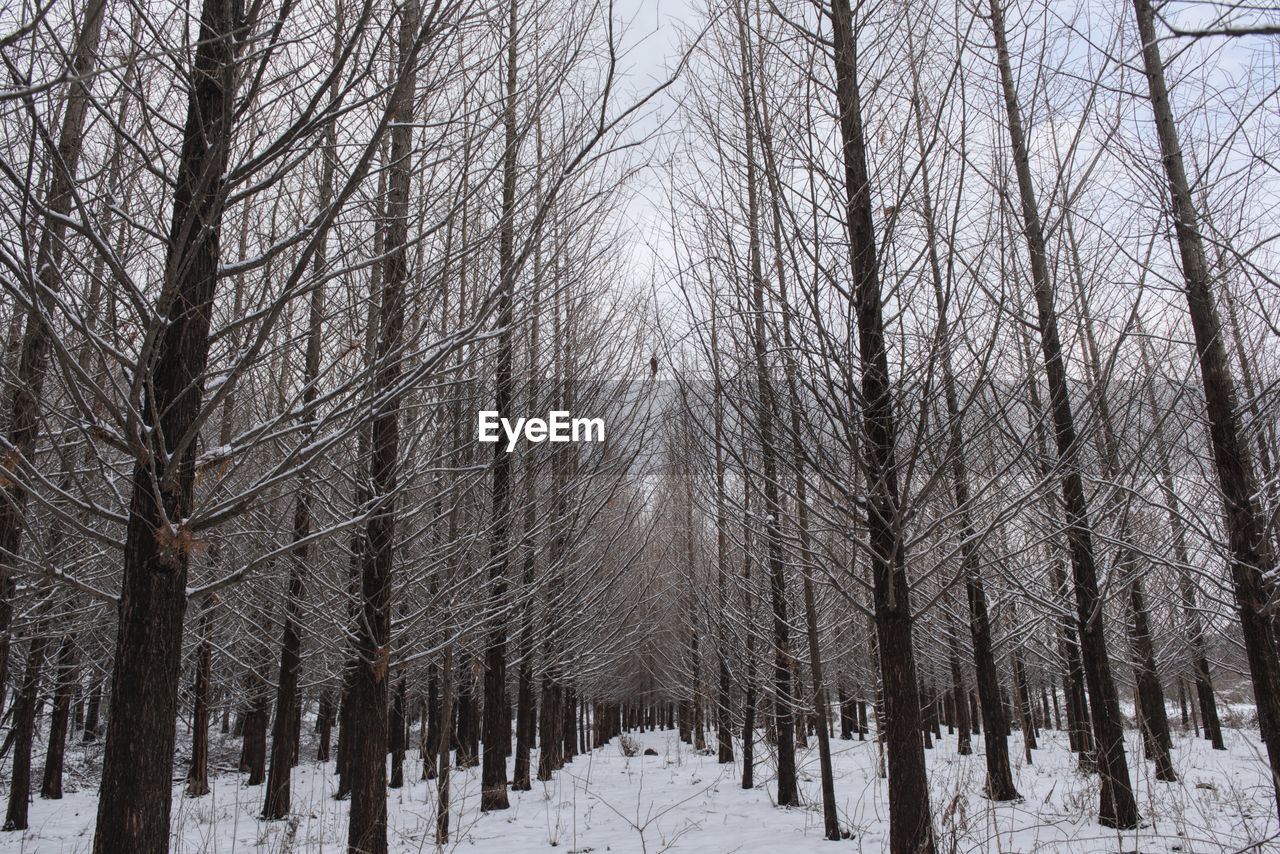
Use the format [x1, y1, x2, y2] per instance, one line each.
[154, 523, 208, 568]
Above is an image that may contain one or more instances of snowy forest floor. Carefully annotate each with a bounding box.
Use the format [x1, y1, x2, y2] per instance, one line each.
[2, 722, 1276, 853]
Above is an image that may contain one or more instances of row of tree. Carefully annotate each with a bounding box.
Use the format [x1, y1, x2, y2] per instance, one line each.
[0, 0, 1276, 853]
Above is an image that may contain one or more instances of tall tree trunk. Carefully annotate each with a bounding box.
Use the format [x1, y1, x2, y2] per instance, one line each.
[987, 0, 1138, 828]
[511, 207, 542, 790]
[1065, 214, 1176, 782]
[739, 484, 758, 790]
[389, 677, 406, 789]
[945, 607, 972, 756]
[480, 0, 519, 812]
[185, 599, 214, 797]
[317, 692, 334, 762]
[435, 649, 454, 844]
[262, 36, 338, 814]
[755, 49, 837, 831]
[1127, 580, 1177, 780]
[347, 1, 419, 848]
[92, 0, 237, 845]
[710, 299, 734, 766]
[1131, 0, 1280, 812]
[40, 634, 76, 800]
[910, 70, 1016, 799]
[734, 1, 796, 808]
[1022, 342, 1094, 767]
[82, 676, 102, 742]
[1136, 325, 1225, 750]
[829, 1, 934, 849]
[3, 603, 52, 830]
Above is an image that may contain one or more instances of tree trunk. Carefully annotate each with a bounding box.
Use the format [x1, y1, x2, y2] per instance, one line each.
[186, 601, 214, 797]
[4, 620, 52, 829]
[1128, 581, 1177, 780]
[347, 2, 419, 848]
[987, 0, 1137, 828]
[829, 1, 934, 849]
[262, 40, 338, 811]
[910, 66, 1014, 798]
[739, 486, 758, 790]
[317, 692, 334, 762]
[1138, 325, 1227, 754]
[1065, 213, 1176, 782]
[40, 635, 76, 800]
[435, 650, 454, 845]
[710, 300, 734, 765]
[733, 1, 796, 808]
[82, 676, 102, 742]
[389, 678, 406, 789]
[92, 0, 237, 845]
[946, 608, 972, 756]
[480, 0, 520, 813]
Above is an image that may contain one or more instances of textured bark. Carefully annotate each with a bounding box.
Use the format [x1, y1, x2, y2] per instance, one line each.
[4, 623, 52, 829]
[389, 678, 406, 789]
[734, 1, 796, 807]
[987, 0, 1137, 828]
[241, 673, 270, 785]
[41, 635, 76, 799]
[480, 0, 519, 813]
[186, 601, 214, 797]
[82, 677, 102, 742]
[830, 1, 934, 849]
[536, 679, 560, 780]
[347, 2, 419, 848]
[92, 0, 236, 844]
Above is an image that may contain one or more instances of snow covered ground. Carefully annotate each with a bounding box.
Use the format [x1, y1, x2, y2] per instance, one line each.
[2, 724, 1276, 852]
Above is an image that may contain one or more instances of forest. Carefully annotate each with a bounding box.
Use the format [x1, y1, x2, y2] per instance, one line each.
[0, 0, 1277, 851]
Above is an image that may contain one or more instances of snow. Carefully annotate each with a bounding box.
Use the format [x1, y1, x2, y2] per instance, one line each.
[3, 725, 1277, 852]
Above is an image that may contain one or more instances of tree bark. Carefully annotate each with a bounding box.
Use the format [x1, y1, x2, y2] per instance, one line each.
[92, 0, 237, 845]
[1132, 1, 1280, 804]
[830, 1, 934, 849]
[4, 612, 52, 829]
[347, 1, 419, 848]
[480, 0, 520, 812]
[987, 0, 1138, 828]
[1137, 328, 1224, 751]
[186, 599, 214, 797]
[40, 634, 77, 799]
[734, 0, 796, 808]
